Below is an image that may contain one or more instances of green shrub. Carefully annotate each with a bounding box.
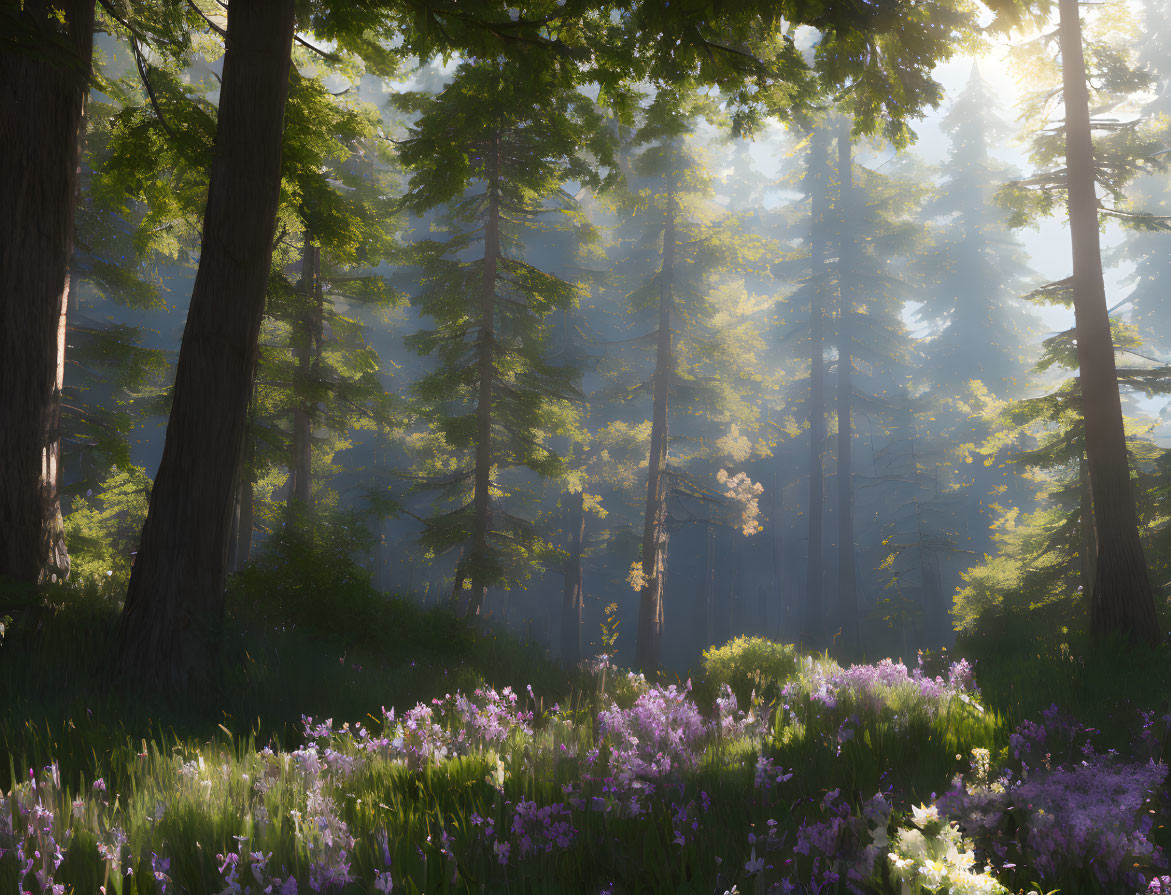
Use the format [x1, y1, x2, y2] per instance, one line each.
[699, 636, 800, 708]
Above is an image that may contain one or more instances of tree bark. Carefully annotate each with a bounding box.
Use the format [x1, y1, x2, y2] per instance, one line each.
[289, 234, 320, 508]
[118, 2, 297, 688]
[0, 0, 93, 595]
[468, 127, 502, 617]
[236, 408, 256, 569]
[1059, 0, 1159, 646]
[1078, 450, 1097, 611]
[636, 180, 677, 671]
[560, 489, 586, 666]
[836, 120, 859, 655]
[804, 125, 831, 645]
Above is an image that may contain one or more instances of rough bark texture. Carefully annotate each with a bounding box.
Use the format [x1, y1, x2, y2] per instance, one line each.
[289, 235, 321, 508]
[1059, 0, 1159, 646]
[836, 123, 859, 654]
[467, 128, 502, 617]
[635, 183, 677, 671]
[804, 125, 830, 645]
[560, 489, 586, 666]
[118, 2, 297, 688]
[0, 0, 93, 597]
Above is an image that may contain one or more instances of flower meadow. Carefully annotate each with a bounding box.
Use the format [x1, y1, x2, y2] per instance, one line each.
[0, 642, 1167, 894]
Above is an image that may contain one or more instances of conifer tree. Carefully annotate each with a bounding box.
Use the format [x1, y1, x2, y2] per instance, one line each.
[954, 322, 1169, 636]
[1000, 0, 1167, 644]
[911, 69, 1040, 601]
[829, 118, 921, 654]
[618, 91, 771, 669]
[774, 122, 835, 645]
[397, 56, 608, 617]
[918, 69, 1036, 397]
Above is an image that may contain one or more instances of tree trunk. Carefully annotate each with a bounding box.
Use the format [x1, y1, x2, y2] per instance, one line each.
[1059, 0, 1159, 646]
[236, 406, 256, 569]
[468, 127, 502, 617]
[836, 121, 859, 655]
[560, 489, 586, 666]
[804, 124, 831, 645]
[289, 234, 320, 508]
[118, 2, 297, 688]
[1078, 451, 1097, 610]
[636, 180, 677, 671]
[0, 0, 93, 596]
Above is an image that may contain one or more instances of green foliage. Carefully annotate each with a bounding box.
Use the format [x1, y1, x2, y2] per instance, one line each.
[62, 465, 151, 590]
[997, 0, 1167, 231]
[700, 636, 800, 707]
[951, 318, 1171, 641]
[397, 55, 610, 592]
[959, 626, 1171, 753]
[0, 575, 570, 795]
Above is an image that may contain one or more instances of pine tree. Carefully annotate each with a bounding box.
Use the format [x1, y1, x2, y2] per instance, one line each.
[829, 118, 922, 655]
[910, 68, 1041, 614]
[775, 123, 836, 645]
[397, 55, 608, 617]
[615, 91, 772, 669]
[954, 322, 1168, 636]
[1000, 0, 1166, 644]
[917, 68, 1037, 397]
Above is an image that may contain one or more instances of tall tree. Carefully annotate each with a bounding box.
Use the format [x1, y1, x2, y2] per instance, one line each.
[1057, 0, 1154, 644]
[917, 68, 1036, 397]
[1000, 0, 1164, 643]
[911, 69, 1040, 618]
[0, 0, 95, 599]
[622, 92, 771, 669]
[776, 123, 835, 645]
[398, 56, 607, 617]
[118, 2, 297, 686]
[835, 118, 860, 654]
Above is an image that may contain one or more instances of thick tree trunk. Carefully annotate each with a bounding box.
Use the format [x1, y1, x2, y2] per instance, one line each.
[804, 125, 831, 645]
[118, 2, 297, 688]
[560, 489, 586, 666]
[636, 182, 677, 671]
[0, 0, 93, 596]
[289, 234, 320, 508]
[836, 121, 859, 655]
[468, 129, 502, 617]
[1059, 0, 1159, 646]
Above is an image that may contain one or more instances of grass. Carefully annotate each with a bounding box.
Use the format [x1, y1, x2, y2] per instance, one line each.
[2, 567, 1168, 894]
[0, 577, 572, 794]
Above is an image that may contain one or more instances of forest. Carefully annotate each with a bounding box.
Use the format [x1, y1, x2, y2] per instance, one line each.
[1, 0, 1170, 891]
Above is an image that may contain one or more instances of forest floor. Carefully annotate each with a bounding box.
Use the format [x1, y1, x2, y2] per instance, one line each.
[1, 583, 1169, 895]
